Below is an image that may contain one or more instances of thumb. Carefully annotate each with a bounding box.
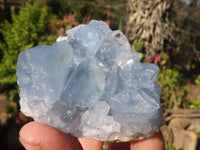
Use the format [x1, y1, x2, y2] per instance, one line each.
[19, 121, 83, 150]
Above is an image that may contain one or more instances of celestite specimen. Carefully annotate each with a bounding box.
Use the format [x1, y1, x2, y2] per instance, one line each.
[17, 20, 164, 142]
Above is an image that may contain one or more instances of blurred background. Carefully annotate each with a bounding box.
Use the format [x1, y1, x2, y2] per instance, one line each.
[0, 0, 200, 149]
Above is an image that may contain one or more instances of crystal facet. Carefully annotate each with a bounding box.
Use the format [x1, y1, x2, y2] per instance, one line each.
[17, 20, 164, 141]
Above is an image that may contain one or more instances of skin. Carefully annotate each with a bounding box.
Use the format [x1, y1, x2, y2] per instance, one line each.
[19, 122, 165, 150]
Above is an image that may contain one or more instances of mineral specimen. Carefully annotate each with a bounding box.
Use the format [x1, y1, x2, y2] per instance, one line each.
[17, 20, 164, 142]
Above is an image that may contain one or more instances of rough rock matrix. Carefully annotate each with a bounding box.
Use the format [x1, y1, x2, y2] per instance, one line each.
[17, 20, 164, 141]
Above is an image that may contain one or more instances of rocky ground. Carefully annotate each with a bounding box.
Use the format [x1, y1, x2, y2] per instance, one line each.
[162, 109, 200, 150]
[161, 83, 200, 150]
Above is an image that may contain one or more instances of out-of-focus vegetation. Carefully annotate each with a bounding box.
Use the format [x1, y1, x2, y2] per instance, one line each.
[172, 0, 200, 73]
[0, 0, 200, 116]
[0, 0, 58, 102]
[134, 41, 144, 60]
[158, 0, 200, 109]
[166, 145, 176, 150]
[47, 0, 127, 29]
[195, 75, 200, 84]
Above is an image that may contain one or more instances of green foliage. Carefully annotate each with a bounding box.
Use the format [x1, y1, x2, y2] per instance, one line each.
[185, 99, 200, 109]
[134, 41, 143, 53]
[166, 145, 176, 150]
[157, 1, 200, 110]
[6, 103, 17, 116]
[134, 41, 144, 60]
[195, 75, 200, 84]
[103, 142, 109, 150]
[7, 88, 19, 103]
[0, 0, 57, 101]
[118, 16, 123, 31]
[158, 52, 200, 110]
[158, 67, 189, 109]
[161, 53, 169, 66]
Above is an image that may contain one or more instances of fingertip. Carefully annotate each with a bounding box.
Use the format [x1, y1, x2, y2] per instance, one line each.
[19, 121, 83, 150]
[19, 121, 42, 146]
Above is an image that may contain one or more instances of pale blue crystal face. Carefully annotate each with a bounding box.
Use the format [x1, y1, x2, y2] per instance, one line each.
[17, 20, 164, 141]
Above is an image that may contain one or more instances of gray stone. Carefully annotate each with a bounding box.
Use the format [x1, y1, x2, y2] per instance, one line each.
[169, 118, 191, 129]
[172, 127, 197, 150]
[160, 125, 173, 147]
[17, 20, 164, 141]
[188, 119, 200, 134]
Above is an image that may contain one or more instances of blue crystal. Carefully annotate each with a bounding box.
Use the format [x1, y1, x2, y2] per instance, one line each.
[17, 20, 164, 142]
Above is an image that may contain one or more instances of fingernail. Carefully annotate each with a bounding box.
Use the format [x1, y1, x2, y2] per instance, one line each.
[19, 138, 41, 150]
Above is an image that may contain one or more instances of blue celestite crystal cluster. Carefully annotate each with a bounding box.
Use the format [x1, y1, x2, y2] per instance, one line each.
[17, 20, 164, 141]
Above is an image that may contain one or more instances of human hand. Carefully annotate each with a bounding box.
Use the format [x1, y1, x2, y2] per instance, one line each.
[19, 122, 165, 150]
